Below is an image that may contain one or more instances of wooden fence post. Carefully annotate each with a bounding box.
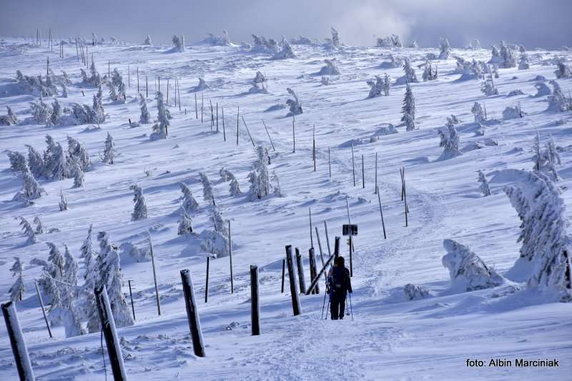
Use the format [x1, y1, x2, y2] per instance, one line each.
[34, 280, 52, 338]
[312, 125, 316, 172]
[228, 220, 234, 294]
[148, 236, 161, 316]
[127, 280, 136, 321]
[361, 155, 365, 189]
[281, 258, 286, 293]
[195, 93, 198, 119]
[334, 236, 340, 258]
[377, 191, 387, 239]
[222, 107, 226, 141]
[351, 143, 356, 187]
[250, 265, 260, 336]
[309, 248, 319, 294]
[95, 286, 128, 381]
[262, 120, 276, 151]
[295, 248, 306, 294]
[180, 269, 206, 357]
[374, 152, 378, 194]
[1, 301, 35, 381]
[314, 226, 325, 267]
[285, 246, 301, 316]
[205, 257, 210, 303]
[349, 235, 353, 277]
[241, 116, 256, 147]
[324, 221, 332, 257]
[308, 208, 314, 249]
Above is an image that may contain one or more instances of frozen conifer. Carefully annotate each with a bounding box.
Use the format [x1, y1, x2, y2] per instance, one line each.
[401, 84, 416, 125]
[178, 208, 193, 235]
[139, 94, 151, 124]
[26, 145, 44, 178]
[33, 216, 43, 234]
[518, 53, 530, 70]
[547, 80, 570, 112]
[7, 151, 28, 174]
[229, 177, 242, 196]
[97, 231, 134, 327]
[272, 39, 296, 60]
[143, 35, 152, 46]
[80, 225, 100, 332]
[248, 145, 272, 201]
[9, 257, 25, 302]
[478, 170, 491, 196]
[199, 172, 215, 205]
[179, 182, 199, 212]
[14, 172, 45, 204]
[71, 160, 84, 188]
[150, 91, 169, 140]
[401, 57, 418, 83]
[0, 106, 18, 125]
[286, 88, 303, 116]
[130, 184, 148, 221]
[172, 35, 184, 52]
[59, 189, 68, 211]
[102, 132, 116, 164]
[481, 75, 498, 96]
[422, 61, 438, 81]
[366, 76, 383, 98]
[109, 68, 126, 102]
[438, 37, 451, 59]
[438, 125, 461, 160]
[17, 216, 36, 244]
[30, 97, 51, 124]
[67, 136, 90, 171]
[249, 71, 268, 94]
[555, 62, 571, 79]
[46, 242, 65, 278]
[318, 59, 341, 75]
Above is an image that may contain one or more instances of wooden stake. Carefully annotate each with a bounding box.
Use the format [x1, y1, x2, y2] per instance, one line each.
[148, 236, 161, 316]
[95, 286, 128, 380]
[314, 226, 325, 267]
[2, 302, 35, 381]
[309, 208, 314, 248]
[281, 258, 286, 293]
[216, 103, 219, 133]
[377, 191, 387, 239]
[209, 100, 214, 131]
[204, 257, 210, 303]
[222, 107, 226, 141]
[334, 236, 341, 258]
[324, 221, 332, 257]
[374, 152, 378, 194]
[127, 280, 136, 321]
[250, 265, 260, 335]
[346, 196, 352, 224]
[292, 114, 296, 153]
[312, 125, 316, 172]
[351, 144, 356, 187]
[195, 93, 198, 119]
[228, 220, 234, 293]
[34, 280, 52, 338]
[309, 248, 319, 294]
[180, 269, 206, 357]
[285, 245, 301, 316]
[328, 147, 332, 179]
[262, 120, 275, 151]
[241, 115, 256, 147]
[295, 248, 306, 294]
[166, 78, 170, 105]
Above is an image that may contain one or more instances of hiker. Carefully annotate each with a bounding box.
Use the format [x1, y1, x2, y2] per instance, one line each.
[327, 256, 352, 320]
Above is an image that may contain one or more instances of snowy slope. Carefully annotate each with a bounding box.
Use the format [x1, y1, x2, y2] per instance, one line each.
[0, 36, 571, 380]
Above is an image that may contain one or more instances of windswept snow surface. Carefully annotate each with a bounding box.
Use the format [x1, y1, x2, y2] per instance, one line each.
[1, 37, 571, 380]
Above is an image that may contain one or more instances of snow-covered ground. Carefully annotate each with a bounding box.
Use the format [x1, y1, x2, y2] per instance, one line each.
[0, 36, 571, 380]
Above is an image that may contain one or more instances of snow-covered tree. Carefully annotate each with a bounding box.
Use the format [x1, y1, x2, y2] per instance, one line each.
[92, 87, 106, 124]
[422, 61, 438, 81]
[366, 75, 383, 98]
[17, 216, 36, 244]
[330, 27, 340, 48]
[518, 53, 530, 70]
[59, 189, 68, 211]
[382, 74, 391, 96]
[229, 177, 242, 196]
[400, 57, 418, 83]
[178, 208, 193, 235]
[26, 145, 44, 178]
[554, 62, 571, 79]
[101, 132, 116, 164]
[143, 35, 152, 45]
[109, 68, 126, 102]
[401, 84, 416, 128]
[9, 257, 25, 302]
[438, 37, 451, 59]
[408, 40, 418, 49]
[97, 231, 134, 327]
[67, 136, 90, 171]
[438, 125, 461, 160]
[44, 142, 68, 180]
[318, 59, 340, 76]
[471, 102, 487, 123]
[80, 225, 100, 333]
[71, 160, 84, 188]
[63, 244, 78, 287]
[547, 80, 570, 112]
[179, 182, 199, 212]
[533, 133, 560, 181]
[285, 88, 303, 116]
[13, 172, 45, 204]
[442, 239, 504, 291]
[503, 170, 572, 301]
[210, 205, 228, 236]
[139, 94, 151, 123]
[272, 39, 296, 60]
[469, 39, 481, 50]
[491, 41, 516, 68]
[249, 71, 268, 94]
[47, 98, 61, 127]
[150, 91, 169, 140]
[248, 145, 273, 201]
[130, 184, 148, 221]
[172, 34, 185, 52]
[481, 75, 498, 96]
[0, 106, 18, 126]
[199, 172, 215, 205]
[7, 151, 28, 174]
[478, 170, 491, 196]
[376, 34, 402, 48]
[46, 242, 65, 279]
[33, 216, 43, 234]
[454, 57, 486, 81]
[30, 97, 51, 124]
[403, 283, 430, 300]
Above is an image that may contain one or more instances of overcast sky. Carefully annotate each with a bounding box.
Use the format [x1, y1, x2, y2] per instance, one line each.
[0, 0, 570, 49]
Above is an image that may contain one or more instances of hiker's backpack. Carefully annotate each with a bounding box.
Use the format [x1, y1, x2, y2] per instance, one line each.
[330, 266, 347, 293]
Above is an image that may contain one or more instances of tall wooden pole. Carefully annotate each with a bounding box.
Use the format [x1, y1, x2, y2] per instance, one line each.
[262, 120, 275, 151]
[34, 280, 52, 338]
[361, 155, 365, 189]
[285, 246, 301, 316]
[281, 258, 286, 293]
[351, 144, 356, 187]
[95, 286, 128, 381]
[180, 270, 206, 357]
[374, 152, 378, 194]
[228, 220, 234, 293]
[236, 106, 240, 145]
[250, 265, 260, 336]
[312, 125, 316, 172]
[377, 191, 387, 239]
[222, 107, 226, 141]
[148, 236, 161, 316]
[204, 257, 210, 303]
[292, 114, 296, 153]
[2, 302, 35, 381]
[324, 221, 332, 257]
[127, 280, 136, 321]
[309, 248, 319, 294]
[314, 226, 325, 267]
[295, 248, 306, 294]
[194, 93, 198, 119]
[137, 67, 140, 94]
[308, 208, 314, 248]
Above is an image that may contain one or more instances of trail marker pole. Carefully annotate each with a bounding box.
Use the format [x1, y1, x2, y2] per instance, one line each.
[204, 257, 210, 303]
[2, 302, 35, 381]
[34, 280, 52, 338]
[127, 280, 136, 321]
[285, 246, 301, 316]
[250, 265, 260, 335]
[180, 270, 206, 357]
